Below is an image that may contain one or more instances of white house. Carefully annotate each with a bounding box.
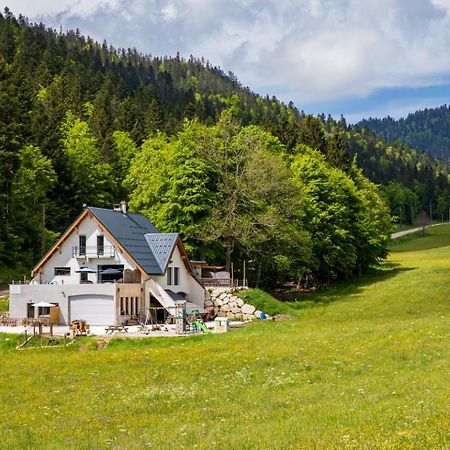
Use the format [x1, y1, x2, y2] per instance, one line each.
[9, 202, 206, 325]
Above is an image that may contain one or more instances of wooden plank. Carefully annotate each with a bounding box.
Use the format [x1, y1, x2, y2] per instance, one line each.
[50, 306, 59, 325]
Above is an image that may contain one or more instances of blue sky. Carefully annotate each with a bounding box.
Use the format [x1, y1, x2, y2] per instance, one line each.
[309, 84, 450, 124]
[3, 0, 450, 123]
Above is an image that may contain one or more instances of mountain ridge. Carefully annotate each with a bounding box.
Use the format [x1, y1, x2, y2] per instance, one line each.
[358, 104, 450, 161]
[1, 8, 450, 275]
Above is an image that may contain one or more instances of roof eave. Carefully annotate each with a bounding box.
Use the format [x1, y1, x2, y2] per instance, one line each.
[32, 209, 89, 278]
[168, 237, 193, 274]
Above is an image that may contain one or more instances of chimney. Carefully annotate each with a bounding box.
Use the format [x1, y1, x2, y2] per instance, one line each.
[120, 200, 127, 214]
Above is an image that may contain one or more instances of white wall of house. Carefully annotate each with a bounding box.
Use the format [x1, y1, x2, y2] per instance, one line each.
[9, 283, 116, 325]
[152, 245, 205, 307]
[33, 215, 138, 285]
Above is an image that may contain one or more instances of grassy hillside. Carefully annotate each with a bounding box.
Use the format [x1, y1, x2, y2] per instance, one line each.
[0, 227, 449, 448]
[389, 223, 450, 251]
[237, 288, 297, 315]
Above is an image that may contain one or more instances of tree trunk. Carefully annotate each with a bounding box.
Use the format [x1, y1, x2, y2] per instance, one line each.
[41, 202, 46, 257]
[255, 260, 262, 288]
[225, 238, 234, 273]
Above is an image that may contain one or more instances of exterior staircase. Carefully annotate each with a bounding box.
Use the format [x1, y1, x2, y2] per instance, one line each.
[146, 278, 177, 310]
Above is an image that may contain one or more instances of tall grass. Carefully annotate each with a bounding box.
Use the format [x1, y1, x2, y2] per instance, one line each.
[0, 226, 449, 448]
[237, 288, 298, 315]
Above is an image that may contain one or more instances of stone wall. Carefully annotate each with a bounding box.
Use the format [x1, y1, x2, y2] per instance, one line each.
[205, 289, 263, 321]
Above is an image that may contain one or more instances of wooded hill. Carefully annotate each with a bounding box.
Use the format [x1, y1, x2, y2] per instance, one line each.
[0, 9, 449, 286]
[359, 105, 450, 162]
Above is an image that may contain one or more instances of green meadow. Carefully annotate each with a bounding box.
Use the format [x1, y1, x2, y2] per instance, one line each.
[0, 227, 449, 449]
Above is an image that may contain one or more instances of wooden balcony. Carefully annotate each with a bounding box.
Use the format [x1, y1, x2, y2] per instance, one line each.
[198, 277, 232, 288]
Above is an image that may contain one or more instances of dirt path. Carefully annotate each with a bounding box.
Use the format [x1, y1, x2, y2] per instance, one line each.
[390, 223, 446, 239]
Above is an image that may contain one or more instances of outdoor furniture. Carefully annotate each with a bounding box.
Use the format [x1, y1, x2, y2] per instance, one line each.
[104, 325, 128, 334]
[70, 320, 90, 337]
[125, 315, 140, 325]
[38, 316, 51, 325]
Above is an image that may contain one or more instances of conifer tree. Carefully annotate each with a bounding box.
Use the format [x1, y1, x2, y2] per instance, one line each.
[298, 115, 327, 155]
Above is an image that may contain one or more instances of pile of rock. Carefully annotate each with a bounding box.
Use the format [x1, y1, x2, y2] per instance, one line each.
[204, 290, 263, 321]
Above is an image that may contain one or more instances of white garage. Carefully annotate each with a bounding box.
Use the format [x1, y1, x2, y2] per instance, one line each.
[69, 294, 115, 325]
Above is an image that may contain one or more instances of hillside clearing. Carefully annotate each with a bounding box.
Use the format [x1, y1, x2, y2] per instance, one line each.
[0, 227, 449, 448]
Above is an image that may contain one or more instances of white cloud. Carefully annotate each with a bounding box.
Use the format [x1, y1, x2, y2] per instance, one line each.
[2, 0, 450, 109]
[3, 0, 119, 19]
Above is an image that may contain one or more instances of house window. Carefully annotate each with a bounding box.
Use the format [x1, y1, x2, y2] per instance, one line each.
[97, 235, 104, 255]
[98, 264, 123, 283]
[39, 307, 50, 316]
[79, 235, 86, 256]
[54, 267, 71, 276]
[80, 272, 88, 283]
[167, 267, 173, 285]
[174, 267, 180, 285]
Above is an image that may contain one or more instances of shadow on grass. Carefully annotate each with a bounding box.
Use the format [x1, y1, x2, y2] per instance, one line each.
[274, 264, 417, 310]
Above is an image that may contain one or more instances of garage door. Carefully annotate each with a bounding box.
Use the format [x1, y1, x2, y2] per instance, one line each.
[70, 294, 115, 325]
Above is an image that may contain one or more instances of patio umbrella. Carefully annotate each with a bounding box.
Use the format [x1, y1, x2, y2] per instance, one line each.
[32, 301, 56, 307]
[101, 268, 122, 275]
[75, 267, 97, 273]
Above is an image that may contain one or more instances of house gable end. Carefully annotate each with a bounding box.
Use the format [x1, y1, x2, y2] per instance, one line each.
[32, 209, 90, 277]
[144, 233, 178, 274]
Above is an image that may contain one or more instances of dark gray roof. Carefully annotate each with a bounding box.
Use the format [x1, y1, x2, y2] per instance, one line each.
[87, 206, 167, 275]
[145, 233, 178, 274]
[165, 290, 205, 312]
[165, 290, 187, 301]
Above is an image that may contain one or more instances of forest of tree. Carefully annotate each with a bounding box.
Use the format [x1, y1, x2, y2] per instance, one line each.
[0, 9, 449, 287]
[359, 105, 450, 161]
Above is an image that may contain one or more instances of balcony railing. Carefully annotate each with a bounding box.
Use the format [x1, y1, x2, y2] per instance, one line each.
[72, 245, 116, 258]
[197, 277, 248, 288]
[198, 277, 232, 287]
